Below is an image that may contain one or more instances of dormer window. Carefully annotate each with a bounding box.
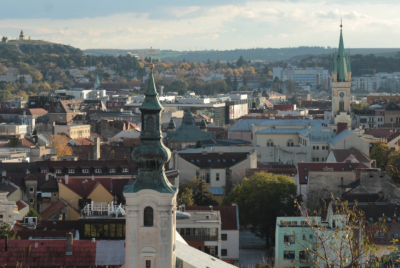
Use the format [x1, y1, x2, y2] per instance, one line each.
[41, 169, 48, 174]
[109, 168, 116, 173]
[55, 169, 62, 174]
[95, 169, 102, 173]
[68, 168, 75, 174]
[82, 169, 89, 173]
[122, 168, 129, 173]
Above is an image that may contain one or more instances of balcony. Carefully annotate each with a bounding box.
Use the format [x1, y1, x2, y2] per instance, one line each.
[181, 234, 219, 241]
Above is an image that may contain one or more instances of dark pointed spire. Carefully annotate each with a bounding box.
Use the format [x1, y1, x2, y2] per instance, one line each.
[337, 20, 348, 81]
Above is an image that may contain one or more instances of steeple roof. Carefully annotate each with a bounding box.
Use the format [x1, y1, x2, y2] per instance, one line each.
[139, 68, 163, 111]
[94, 73, 100, 88]
[333, 21, 351, 82]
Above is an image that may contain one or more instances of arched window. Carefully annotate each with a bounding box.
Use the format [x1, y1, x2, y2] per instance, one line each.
[287, 139, 294, 147]
[339, 100, 344, 112]
[144, 207, 153, 227]
[146, 117, 155, 132]
[267, 139, 274, 147]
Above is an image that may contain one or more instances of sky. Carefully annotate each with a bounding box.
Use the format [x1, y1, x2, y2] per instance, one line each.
[0, 0, 399, 50]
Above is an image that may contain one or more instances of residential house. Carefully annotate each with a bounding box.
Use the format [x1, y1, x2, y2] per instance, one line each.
[54, 124, 91, 139]
[326, 147, 374, 167]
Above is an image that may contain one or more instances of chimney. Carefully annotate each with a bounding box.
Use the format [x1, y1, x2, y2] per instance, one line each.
[92, 174, 94, 181]
[66, 232, 73, 255]
[93, 137, 100, 160]
[2, 171, 5, 177]
[65, 175, 69, 185]
[45, 174, 49, 181]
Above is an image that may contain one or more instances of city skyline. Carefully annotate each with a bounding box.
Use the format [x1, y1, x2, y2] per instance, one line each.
[0, 0, 399, 50]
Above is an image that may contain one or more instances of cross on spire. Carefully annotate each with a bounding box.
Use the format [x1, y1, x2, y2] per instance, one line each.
[147, 47, 156, 63]
[340, 19, 342, 30]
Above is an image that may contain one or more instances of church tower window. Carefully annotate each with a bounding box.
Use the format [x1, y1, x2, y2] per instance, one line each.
[146, 116, 155, 132]
[144, 207, 154, 227]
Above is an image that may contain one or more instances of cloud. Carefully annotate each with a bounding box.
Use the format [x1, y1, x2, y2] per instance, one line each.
[0, 1, 399, 50]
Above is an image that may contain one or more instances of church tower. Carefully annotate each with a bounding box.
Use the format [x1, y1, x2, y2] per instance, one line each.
[123, 62, 178, 268]
[19, 30, 25, 41]
[331, 21, 352, 127]
[94, 73, 101, 89]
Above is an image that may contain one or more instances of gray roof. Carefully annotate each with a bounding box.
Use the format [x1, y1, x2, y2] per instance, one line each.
[308, 132, 337, 142]
[257, 128, 302, 134]
[166, 111, 213, 142]
[228, 119, 331, 132]
[328, 129, 352, 145]
[176, 210, 221, 225]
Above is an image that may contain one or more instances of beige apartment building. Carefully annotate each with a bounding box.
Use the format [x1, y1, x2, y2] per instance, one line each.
[0, 124, 28, 136]
[53, 124, 91, 139]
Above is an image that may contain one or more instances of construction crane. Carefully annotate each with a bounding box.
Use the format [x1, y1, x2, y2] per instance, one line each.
[359, 69, 377, 92]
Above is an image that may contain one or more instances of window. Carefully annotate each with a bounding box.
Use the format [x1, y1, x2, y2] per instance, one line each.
[0, 214, 3, 223]
[302, 234, 306, 240]
[95, 169, 102, 173]
[312, 158, 315, 162]
[55, 169, 62, 174]
[221, 249, 227, 256]
[322, 146, 325, 150]
[287, 139, 294, 147]
[216, 173, 220, 181]
[316, 158, 319, 162]
[109, 168, 116, 173]
[304, 167, 307, 171]
[299, 251, 308, 261]
[30, 187, 34, 193]
[341, 167, 345, 171]
[305, 176, 308, 180]
[349, 164, 352, 169]
[146, 260, 151, 268]
[68, 169, 75, 174]
[321, 158, 325, 162]
[267, 139, 274, 147]
[144, 207, 153, 227]
[198, 246, 202, 250]
[284, 235, 295, 244]
[53, 193, 57, 197]
[30, 199, 34, 204]
[284, 251, 295, 260]
[41, 169, 48, 174]
[316, 146, 319, 150]
[221, 234, 227, 241]
[339, 100, 344, 112]
[146, 116, 155, 132]
[313, 146, 315, 150]
[332, 220, 336, 228]
[122, 168, 129, 173]
[82, 169, 89, 173]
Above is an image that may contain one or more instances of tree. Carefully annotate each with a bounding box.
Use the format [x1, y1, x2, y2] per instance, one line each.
[179, 177, 218, 206]
[370, 141, 390, 170]
[236, 55, 246, 67]
[222, 172, 297, 248]
[215, 60, 221, 69]
[290, 197, 383, 268]
[252, 90, 259, 97]
[225, 77, 233, 88]
[195, 139, 203, 148]
[387, 151, 400, 182]
[243, 75, 248, 86]
[1, 36, 8, 42]
[289, 96, 300, 106]
[23, 208, 42, 220]
[262, 90, 269, 99]
[286, 79, 295, 93]
[168, 79, 188, 95]
[233, 75, 239, 91]
[177, 188, 194, 206]
[0, 223, 18, 239]
[51, 134, 73, 159]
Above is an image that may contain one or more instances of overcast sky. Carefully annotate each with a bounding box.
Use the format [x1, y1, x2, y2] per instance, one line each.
[0, 0, 399, 50]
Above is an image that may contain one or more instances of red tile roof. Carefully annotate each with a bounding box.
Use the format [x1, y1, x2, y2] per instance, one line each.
[297, 162, 369, 184]
[74, 138, 94, 145]
[59, 178, 113, 198]
[22, 137, 36, 147]
[0, 240, 97, 266]
[40, 199, 68, 220]
[16, 200, 28, 211]
[185, 206, 239, 230]
[331, 148, 371, 163]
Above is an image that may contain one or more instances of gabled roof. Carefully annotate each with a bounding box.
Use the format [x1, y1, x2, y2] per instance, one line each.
[73, 138, 94, 145]
[331, 148, 371, 163]
[0, 182, 18, 196]
[59, 178, 113, 199]
[298, 162, 369, 184]
[40, 199, 68, 220]
[185, 206, 239, 230]
[16, 200, 28, 211]
[179, 152, 248, 168]
[328, 129, 352, 145]
[39, 177, 58, 190]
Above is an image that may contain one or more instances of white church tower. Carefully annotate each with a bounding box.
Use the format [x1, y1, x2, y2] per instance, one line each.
[123, 62, 178, 268]
[331, 21, 352, 128]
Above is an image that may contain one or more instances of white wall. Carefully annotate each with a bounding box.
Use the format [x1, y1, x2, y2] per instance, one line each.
[221, 230, 239, 261]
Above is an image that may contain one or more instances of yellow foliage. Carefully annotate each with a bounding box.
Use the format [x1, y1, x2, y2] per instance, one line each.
[51, 135, 73, 159]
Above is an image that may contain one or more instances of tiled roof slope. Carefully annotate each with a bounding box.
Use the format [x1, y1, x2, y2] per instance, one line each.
[40, 199, 68, 220]
[0, 240, 97, 266]
[185, 206, 239, 230]
[179, 152, 248, 168]
[298, 162, 369, 184]
[331, 148, 371, 163]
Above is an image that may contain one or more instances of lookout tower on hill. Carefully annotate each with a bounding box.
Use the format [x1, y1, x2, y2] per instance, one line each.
[19, 30, 25, 41]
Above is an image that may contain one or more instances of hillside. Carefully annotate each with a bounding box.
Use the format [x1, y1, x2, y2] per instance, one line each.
[83, 47, 400, 62]
[0, 40, 82, 57]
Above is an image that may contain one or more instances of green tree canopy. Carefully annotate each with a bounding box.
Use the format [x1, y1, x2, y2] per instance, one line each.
[222, 172, 297, 248]
[168, 79, 188, 95]
[23, 208, 42, 220]
[0, 223, 18, 239]
[236, 55, 246, 67]
[195, 139, 203, 148]
[179, 177, 219, 206]
[370, 141, 390, 170]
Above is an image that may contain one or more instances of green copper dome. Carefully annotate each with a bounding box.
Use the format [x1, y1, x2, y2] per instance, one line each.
[124, 68, 176, 194]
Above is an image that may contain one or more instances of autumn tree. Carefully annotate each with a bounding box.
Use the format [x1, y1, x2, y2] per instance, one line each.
[0, 223, 18, 239]
[370, 141, 390, 170]
[179, 177, 218, 206]
[222, 172, 297, 248]
[387, 151, 400, 181]
[177, 188, 194, 206]
[51, 134, 73, 159]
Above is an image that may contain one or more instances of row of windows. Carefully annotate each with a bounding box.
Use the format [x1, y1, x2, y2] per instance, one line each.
[266, 140, 294, 147]
[312, 158, 325, 162]
[312, 146, 329, 150]
[284, 250, 309, 261]
[84, 223, 125, 238]
[177, 228, 219, 236]
[41, 167, 129, 174]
